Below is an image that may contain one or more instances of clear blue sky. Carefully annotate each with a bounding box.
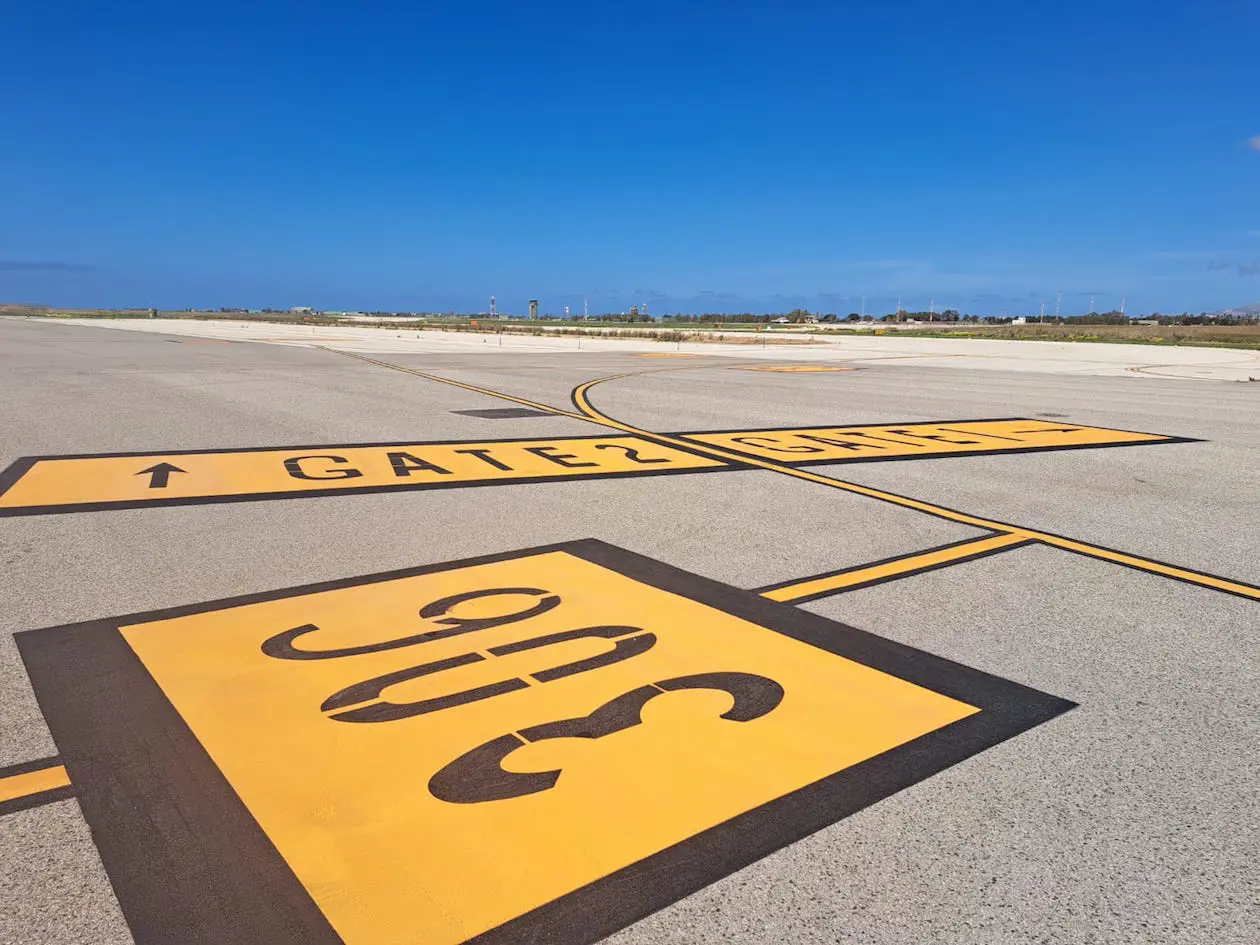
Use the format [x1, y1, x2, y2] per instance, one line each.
[3, 1, 1258, 316]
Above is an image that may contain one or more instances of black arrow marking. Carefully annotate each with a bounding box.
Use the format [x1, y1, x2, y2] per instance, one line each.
[135, 463, 186, 489]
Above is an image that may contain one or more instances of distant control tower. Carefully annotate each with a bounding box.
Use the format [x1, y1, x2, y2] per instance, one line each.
[529, 300, 539, 320]
[489, 296, 496, 318]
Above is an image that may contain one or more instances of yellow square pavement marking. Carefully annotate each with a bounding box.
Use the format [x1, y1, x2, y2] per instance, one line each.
[121, 550, 977, 945]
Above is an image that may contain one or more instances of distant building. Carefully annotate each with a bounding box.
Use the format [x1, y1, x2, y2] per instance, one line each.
[529, 300, 539, 319]
[291, 306, 314, 314]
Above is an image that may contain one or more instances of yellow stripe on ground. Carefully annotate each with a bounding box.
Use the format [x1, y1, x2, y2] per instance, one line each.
[762, 533, 1031, 603]
[317, 349, 592, 420]
[688, 419, 1173, 462]
[326, 354, 1260, 604]
[0, 765, 71, 805]
[119, 547, 976, 945]
[570, 376, 1260, 603]
[1034, 536, 1260, 595]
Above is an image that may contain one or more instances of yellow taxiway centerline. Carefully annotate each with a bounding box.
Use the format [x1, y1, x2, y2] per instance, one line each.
[324, 352, 1260, 603]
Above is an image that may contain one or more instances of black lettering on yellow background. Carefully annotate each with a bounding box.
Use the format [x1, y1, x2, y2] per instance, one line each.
[17, 541, 1072, 945]
[0, 420, 1189, 516]
[684, 418, 1186, 463]
[0, 436, 729, 514]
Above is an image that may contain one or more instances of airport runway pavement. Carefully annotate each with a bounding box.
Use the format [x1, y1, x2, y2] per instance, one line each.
[1, 317, 1256, 945]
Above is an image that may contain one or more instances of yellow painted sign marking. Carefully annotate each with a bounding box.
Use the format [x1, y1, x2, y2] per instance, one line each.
[0, 419, 1190, 517]
[0, 436, 727, 513]
[0, 764, 71, 805]
[18, 541, 1073, 940]
[685, 418, 1179, 463]
[120, 549, 976, 945]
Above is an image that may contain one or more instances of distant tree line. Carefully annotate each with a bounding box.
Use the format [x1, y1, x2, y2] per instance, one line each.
[202, 306, 1260, 326]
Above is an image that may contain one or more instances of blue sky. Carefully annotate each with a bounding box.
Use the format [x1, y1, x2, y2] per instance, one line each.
[2, 1, 1258, 315]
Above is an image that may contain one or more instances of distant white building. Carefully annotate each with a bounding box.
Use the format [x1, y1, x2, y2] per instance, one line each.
[291, 306, 314, 314]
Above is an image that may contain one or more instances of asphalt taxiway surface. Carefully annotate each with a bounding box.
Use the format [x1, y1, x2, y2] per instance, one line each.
[1, 317, 1256, 945]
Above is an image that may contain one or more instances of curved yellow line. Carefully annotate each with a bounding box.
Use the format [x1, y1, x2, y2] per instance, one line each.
[573, 375, 1260, 602]
[324, 350, 1260, 603]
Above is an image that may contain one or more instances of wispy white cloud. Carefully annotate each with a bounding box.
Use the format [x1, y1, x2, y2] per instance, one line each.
[1248, 134, 1260, 152]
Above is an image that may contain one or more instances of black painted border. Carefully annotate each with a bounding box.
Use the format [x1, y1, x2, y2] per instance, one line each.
[16, 539, 1075, 945]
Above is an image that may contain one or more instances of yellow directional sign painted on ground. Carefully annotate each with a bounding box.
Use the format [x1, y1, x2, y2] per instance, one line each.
[17, 541, 1071, 945]
[0, 419, 1191, 516]
[122, 550, 973, 945]
[684, 418, 1187, 463]
[0, 435, 728, 514]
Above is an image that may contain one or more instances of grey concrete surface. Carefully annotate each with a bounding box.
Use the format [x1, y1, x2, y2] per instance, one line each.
[40, 317, 1260, 382]
[0, 800, 132, 945]
[0, 317, 1256, 945]
[587, 365, 1260, 584]
[614, 554, 1260, 944]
